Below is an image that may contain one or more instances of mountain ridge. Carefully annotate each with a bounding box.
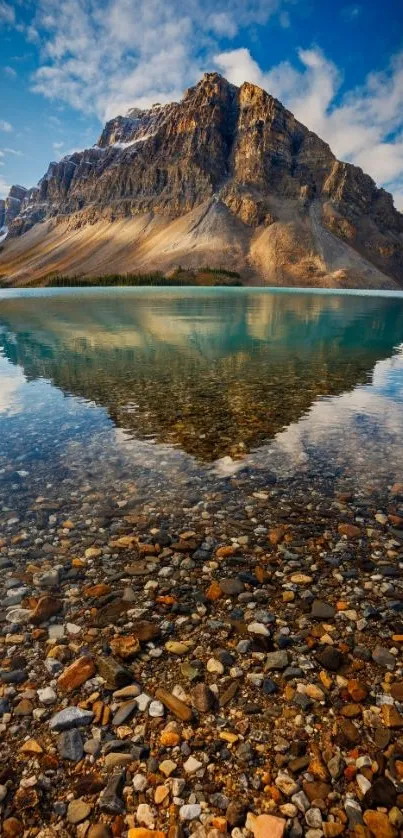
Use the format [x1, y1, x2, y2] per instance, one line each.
[1, 72, 403, 288]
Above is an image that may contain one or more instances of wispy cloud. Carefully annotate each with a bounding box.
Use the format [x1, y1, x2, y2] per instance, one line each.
[4, 65, 17, 78]
[28, 0, 285, 120]
[215, 47, 403, 210]
[2, 147, 23, 156]
[0, 120, 12, 132]
[0, 1, 15, 25]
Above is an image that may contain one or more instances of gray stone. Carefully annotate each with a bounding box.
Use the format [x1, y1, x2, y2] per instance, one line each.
[311, 600, 335, 619]
[220, 578, 245, 596]
[266, 651, 289, 670]
[179, 803, 202, 821]
[57, 729, 84, 761]
[372, 645, 396, 669]
[112, 699, 138, 726]
[50, 707, 94, 731]
[99, 772, 125, 814]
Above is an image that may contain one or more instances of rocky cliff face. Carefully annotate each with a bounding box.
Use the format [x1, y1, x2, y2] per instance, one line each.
[2, 73, 403, 287]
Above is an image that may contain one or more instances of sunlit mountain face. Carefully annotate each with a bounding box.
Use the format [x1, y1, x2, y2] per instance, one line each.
[1, 287, 403, 523]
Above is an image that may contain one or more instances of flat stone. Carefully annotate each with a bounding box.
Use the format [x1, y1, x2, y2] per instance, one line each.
[57, 655, 96, 691]
[191, 683, 215, 712]
[219, 578, 245, 596]
[159, 759, 176, 778]
[30, 595, 62, 624]
[104, 752, 134, 769]
[372, 645, 396, 669]
[253, 814, 286, 837]
[109, 635, 141, 660]
[226, 801, 247, 827]
[266, 650, 289, 670]
[67, 799, 92, 825]
[184, 755, 203, 774]
[155, 688, 193, 721]
[165, 641, 189, 655]
[179, 803, 202, 821]
[96, 655, 132, 688]
[311, 600, 335, 619]
[363, 776, 397, 809]
[112, 699, 138, 726]
[363, 810, 396, 838]
[37, 686, 57, 705]
[381, 703, 403, 728]
[316, 646, 343, 672]
[99, 772, 125, 814]
[49, 707, 94, 732]
[14, 698, 33, 716]
[57, 729, 84, 761]
[131, 620, 160, 641]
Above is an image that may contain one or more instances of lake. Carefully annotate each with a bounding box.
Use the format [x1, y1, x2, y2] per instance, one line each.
[2, 286, 403, 834]
[1, 286, 403, 524]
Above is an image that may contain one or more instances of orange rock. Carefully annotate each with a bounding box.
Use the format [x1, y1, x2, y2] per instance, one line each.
[84, 583, 111, 598]
[30, 595, 62, 624]
[156, 596, 176, 606]
[19, 739, 43, 755]
[155, 688, 193, 721]
[128, 831, 166, 838]
[72, 558, 86, 568]
[154, 785, 169, 804]
[57, 655, 96, 691]
[215, 545, 235, 557]
[109, 635, 141, 660]
[323, 824, 345, 837]
[381, 704, 403, 728]
[210, 817, 227, 832]
[160, 730, 180, 747]
[205, 581, 223, 601]
[3, 818, 24, 837]
[253, 814, 286, 838]
[338, 523, 361, 539]
[363, 811, 396, 838]
[336, 601, 349, 611]
[254, 565, 266, 583]
[347, 679, 368, 702]
[268, 525, 288, 546]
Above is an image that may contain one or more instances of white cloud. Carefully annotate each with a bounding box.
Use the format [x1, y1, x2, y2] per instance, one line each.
[27, 0, 285, 120]
[4, 65, 17, 78]
[215, 46, 403, 211]
[52, 141, 64, 149]
[2, 147, 23, 156]
[0, 2, 15, 25]
[0, 120, 12, 132]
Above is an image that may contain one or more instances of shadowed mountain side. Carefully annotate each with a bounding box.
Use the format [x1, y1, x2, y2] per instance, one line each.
[1, 73, 403, 287]
[1, 290, 403, 461]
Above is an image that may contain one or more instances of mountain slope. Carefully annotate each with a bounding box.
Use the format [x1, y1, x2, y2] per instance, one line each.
[1, 72, 403, 288]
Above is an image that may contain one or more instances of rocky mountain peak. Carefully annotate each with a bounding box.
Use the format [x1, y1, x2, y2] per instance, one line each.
[1, 73, 403, 288]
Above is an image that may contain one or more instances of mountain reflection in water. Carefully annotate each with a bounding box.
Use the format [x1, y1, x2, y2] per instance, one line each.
[1, 288, 403, 468]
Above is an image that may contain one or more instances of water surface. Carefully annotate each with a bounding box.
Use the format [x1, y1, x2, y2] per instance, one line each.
[1, 287, 403, 521]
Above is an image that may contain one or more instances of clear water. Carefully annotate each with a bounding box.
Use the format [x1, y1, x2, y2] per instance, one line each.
[1, 287, 403, 520]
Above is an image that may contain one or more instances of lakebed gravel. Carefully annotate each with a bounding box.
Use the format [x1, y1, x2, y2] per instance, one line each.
[0, 466, 403, 838]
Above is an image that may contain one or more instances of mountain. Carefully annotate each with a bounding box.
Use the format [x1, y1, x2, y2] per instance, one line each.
[1, 72, 403, 288]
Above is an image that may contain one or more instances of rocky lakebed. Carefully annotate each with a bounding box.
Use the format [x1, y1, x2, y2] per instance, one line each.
[1, 463, 403, 838]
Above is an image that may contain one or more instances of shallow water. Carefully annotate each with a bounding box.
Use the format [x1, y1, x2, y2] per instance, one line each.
[1, 287, 403, 519]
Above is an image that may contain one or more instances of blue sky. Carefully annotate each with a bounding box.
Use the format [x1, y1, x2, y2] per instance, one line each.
[1, 0, 403, 208]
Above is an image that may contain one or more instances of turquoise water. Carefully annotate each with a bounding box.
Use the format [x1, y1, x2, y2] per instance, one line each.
[1, 287, 403, 516]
